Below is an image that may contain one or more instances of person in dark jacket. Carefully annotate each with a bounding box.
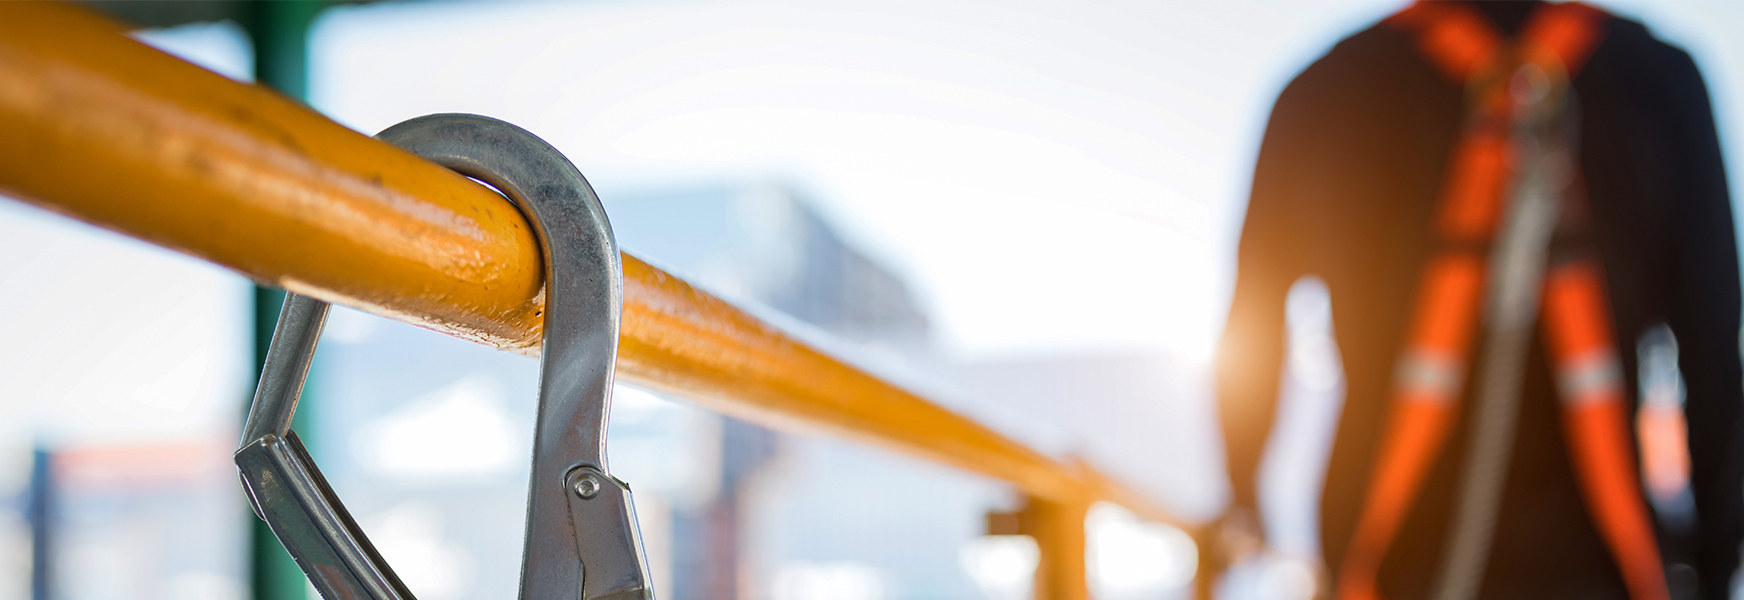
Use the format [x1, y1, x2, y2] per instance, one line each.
[1215, 2, 1744, 598]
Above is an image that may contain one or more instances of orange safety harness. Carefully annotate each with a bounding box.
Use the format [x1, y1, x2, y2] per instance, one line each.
[1334, 3, 1668, 600]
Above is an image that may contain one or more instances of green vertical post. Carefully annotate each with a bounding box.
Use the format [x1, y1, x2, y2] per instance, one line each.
[243, 3, 328, 600]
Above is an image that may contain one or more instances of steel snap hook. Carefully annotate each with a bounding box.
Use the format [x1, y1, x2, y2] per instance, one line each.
[235, 113, 654, 600]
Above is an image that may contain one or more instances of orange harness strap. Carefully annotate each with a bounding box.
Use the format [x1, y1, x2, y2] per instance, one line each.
[1545, 262, 1669, 600]
[1334, 3, 1667, 600]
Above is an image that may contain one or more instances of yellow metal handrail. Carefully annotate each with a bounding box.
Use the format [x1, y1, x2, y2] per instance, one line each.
[0, 3, 1189, 598]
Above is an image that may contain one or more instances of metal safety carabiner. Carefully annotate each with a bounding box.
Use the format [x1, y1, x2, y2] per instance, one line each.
[235, 113, 654, 600]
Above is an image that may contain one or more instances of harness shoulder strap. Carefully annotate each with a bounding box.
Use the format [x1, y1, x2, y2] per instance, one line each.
[1520, 2, 1607, 77]
[1387, 1, 1606, 86]
[1386, 2, 1501, 84]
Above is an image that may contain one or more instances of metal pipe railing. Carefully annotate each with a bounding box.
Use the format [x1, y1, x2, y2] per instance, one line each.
[0, 3, 1188, 598]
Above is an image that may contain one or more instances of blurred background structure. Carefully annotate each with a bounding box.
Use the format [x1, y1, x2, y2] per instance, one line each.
[2, 0, 1743, 599]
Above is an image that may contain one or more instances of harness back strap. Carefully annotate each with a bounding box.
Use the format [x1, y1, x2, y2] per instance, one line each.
[1333, 4, 1668, 600]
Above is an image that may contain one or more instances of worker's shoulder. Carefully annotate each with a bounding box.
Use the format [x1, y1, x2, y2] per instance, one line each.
[1592, 9, 1669, 54]
[1320, 19, 1420, 68]
[1585, 9, 1702, 81]
[1272, 19, 1445, 117]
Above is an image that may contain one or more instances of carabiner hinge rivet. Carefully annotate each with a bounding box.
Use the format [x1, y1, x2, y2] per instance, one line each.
[572, 471, 603, 499]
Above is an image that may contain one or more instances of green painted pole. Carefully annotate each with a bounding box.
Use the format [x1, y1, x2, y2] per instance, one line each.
[243, 3, 328, 600]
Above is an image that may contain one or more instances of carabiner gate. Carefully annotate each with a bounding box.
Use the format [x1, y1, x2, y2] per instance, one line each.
[235, 114, 654, 600]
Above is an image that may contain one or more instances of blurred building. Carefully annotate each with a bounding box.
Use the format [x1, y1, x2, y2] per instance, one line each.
[601, 179, 998, 600]
[310, 177, 1008, 600]
[602, 180, 931, 350]
[954, 351, 1221, 522]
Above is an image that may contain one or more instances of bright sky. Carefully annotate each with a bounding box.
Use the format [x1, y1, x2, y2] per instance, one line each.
[309, 0, 1407, 361]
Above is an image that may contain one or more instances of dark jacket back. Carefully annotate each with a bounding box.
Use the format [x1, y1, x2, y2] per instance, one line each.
[1216, 3, 1744, 597]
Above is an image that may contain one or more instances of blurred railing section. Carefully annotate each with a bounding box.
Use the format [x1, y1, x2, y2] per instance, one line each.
[0, 3, 1188, 598]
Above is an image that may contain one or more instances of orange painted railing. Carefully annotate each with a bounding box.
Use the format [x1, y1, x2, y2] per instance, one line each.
[0, 4, 1191, 598]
